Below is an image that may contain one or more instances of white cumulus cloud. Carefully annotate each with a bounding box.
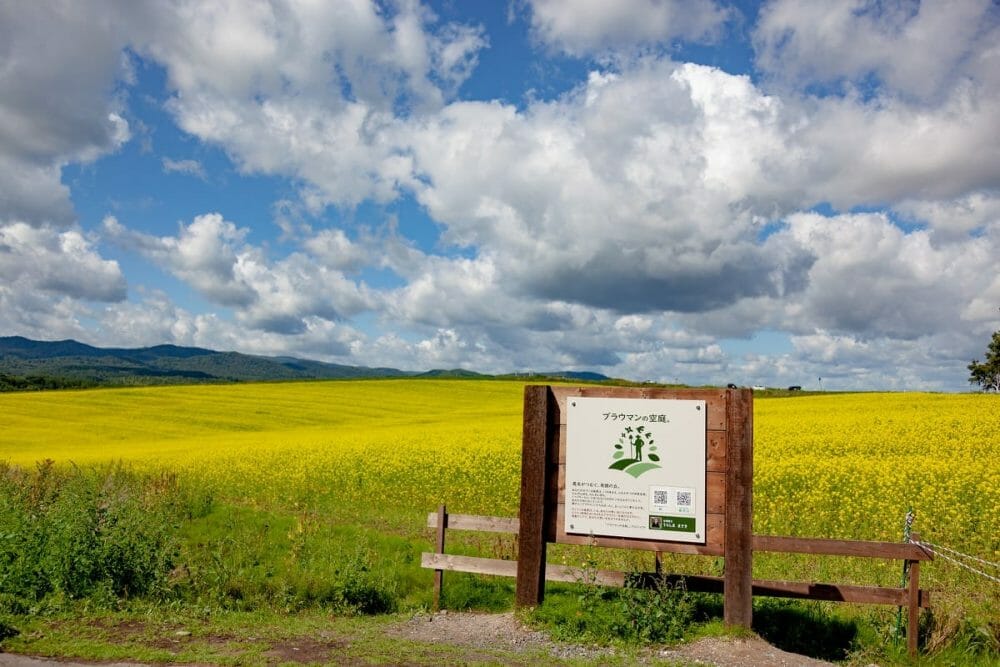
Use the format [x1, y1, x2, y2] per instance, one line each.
[753, 0, 1000, 101]
[103, 214, 376, 335]
[526, 0, 731, 56]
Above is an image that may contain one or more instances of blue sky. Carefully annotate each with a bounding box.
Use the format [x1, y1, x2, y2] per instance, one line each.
[1, 1, 999, 391]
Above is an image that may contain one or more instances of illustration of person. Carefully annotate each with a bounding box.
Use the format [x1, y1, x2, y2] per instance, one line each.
[633, 432, 645, 461]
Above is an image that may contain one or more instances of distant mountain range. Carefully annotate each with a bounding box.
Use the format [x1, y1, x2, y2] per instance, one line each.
[0, 336, 609, 388]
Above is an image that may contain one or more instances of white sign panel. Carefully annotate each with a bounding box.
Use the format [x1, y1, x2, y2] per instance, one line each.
[565, 397, 706, 543]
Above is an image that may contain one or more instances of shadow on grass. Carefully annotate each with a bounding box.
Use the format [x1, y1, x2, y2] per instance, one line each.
[418, 568, 869, 662]
[751, 599, 859, 662]
[441, 572, 515, 612]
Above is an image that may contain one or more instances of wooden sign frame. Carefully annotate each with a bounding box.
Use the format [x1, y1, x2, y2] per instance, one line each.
[515, 385, 754, 628]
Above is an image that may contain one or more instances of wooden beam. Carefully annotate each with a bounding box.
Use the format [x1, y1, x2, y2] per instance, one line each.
[753, 535, 933, 561]
[908, 560, 921, 656]
[615, 573, 930, 607]
[427, 512, 519, 534]
[549, 386, 728, 430]
[422, 513, 936, 563]
[432, 504, 446, 611]
[422, 553, 626, 587]
[422, 553, 518, 579]
[750, 578, 930, 607]
[516, 385, 551, 608]
[724, 388, 753, 629]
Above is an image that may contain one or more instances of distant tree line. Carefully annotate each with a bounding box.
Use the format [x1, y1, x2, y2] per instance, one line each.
[0, 374, 96, 392]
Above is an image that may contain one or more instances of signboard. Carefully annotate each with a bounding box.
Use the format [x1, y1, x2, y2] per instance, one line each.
[565, 397, 706, 543]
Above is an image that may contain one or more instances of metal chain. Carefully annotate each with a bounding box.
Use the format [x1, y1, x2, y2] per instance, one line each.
[912, 539, 1000, 571]
[912, 541, 1000, 585]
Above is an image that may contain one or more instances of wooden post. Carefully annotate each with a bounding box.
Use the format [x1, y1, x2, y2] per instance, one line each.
[516, 385, 551, 608]
[432, 504, 447, 611]
[724, 388, 753, 629]
[907, 560, 920, 657]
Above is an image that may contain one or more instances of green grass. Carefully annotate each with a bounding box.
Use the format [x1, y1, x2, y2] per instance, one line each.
[0, 380, 997, 664]
[0, 605, 647, 666]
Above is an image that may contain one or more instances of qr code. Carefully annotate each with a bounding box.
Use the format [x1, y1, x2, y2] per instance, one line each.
[653, 490, 671, 505]
[676, 491, 692, 507]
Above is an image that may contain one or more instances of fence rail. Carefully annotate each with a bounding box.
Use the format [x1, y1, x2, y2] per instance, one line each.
[422, 506, 932, 655]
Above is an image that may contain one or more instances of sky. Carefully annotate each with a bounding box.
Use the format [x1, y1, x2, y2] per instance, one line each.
[1, 0, 999, 391]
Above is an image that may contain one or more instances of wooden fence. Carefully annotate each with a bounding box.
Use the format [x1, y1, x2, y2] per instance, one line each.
[421, 505, 933, 656]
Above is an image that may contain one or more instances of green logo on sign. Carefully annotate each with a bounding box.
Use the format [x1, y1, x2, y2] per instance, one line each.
[609, 425, 662, 478]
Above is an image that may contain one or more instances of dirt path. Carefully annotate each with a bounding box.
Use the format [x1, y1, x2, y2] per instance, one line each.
[0, 658, 144, 667]
[1, 611, 838, 666]
[392, 611, 838, 666]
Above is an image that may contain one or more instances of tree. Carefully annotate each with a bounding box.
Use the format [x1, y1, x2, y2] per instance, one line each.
[968, 328, 1000, 392]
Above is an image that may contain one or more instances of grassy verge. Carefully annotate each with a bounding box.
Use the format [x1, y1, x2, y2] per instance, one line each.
[1, 462, 998, 665]
[2, 606, 626, 666]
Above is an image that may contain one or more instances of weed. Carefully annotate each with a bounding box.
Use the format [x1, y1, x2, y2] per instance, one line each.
[0, 615, 19, 642]
[614, 574, 695, 643]
[0, 462, 181, 613]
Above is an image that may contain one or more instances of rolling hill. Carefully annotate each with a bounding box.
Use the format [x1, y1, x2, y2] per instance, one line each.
[0, 336, 405, 385]
[0, 337, 611, 388]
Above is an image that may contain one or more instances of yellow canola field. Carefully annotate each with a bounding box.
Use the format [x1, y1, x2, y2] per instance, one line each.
[1, 380, 524, 515]
[2, 382, 998, 561]
[754, 393, 1000, 560]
